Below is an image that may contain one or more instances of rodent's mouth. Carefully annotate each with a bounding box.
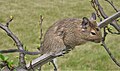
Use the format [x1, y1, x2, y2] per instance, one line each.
[84, 38, 101, 43]
[91, 39, 101, 43]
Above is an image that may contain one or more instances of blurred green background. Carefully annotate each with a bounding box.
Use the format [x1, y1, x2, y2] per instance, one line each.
[0, 0, 120, 70]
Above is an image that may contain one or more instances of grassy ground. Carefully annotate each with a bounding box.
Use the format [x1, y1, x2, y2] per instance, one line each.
[0, 0, 120, 70]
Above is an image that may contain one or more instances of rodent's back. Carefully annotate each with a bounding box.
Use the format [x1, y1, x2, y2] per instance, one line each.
[39, 18, 81, 54]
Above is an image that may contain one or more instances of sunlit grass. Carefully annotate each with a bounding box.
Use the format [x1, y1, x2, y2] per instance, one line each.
[0, 0, 120, 70]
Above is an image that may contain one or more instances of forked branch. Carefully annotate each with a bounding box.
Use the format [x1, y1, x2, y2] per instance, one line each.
[91, 0, 120, 68]
[0, 17, 26, 67]
[105, 0, 118, 12]
[91, 0, 120, 32]
[97, 11, 120, 28]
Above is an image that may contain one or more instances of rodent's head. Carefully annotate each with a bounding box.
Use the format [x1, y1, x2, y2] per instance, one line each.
[79, 17, 102, 43]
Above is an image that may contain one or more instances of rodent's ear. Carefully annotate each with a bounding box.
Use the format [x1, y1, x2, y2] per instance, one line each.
[81, 17, 89, 28]
[90, 12, 96, 20]
[82, 17, 89, 23]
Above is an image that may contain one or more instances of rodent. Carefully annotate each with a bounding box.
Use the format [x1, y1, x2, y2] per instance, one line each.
[39, 16, 102, 55]
[0, 14, 102, 71]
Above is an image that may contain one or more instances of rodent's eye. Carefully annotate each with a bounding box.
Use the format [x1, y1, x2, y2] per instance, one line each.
[90, 31, 96, 35]
[96, 27, 99, 31]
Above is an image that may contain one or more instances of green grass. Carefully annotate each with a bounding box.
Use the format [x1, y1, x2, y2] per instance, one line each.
[0, 0, 120, 70]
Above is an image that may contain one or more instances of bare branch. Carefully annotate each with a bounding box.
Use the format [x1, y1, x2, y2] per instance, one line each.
[0, 49, 40, 55]
[92, 0, 120, 68]
[26, 51, 66, 70]
[0, 19, 26, 67]
[107, 27, 120, 34]
[101, 19, 120, 67]
[98, 11, 120, 28]
[26, 53, 55, 70]
[105, 0, 118, 12]
[91, 0, 102, 21]
[101, 40, 120, 67]
[94, 0, 108, 18]
[93, 0, 120, 32]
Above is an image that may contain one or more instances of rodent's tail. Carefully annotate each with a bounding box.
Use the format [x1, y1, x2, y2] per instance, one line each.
[0, 49, 40, 55]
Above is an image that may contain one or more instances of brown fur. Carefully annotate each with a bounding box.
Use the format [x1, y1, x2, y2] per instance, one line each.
[39, 17, 102, 54]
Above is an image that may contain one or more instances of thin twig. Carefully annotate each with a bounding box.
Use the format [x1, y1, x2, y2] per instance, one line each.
[102, 27, 108, 41]
[91, 0, 102, 21]
[101, 41, 120, 67]
[107, 27, 120, 34]
[0, 49, 40, 55]
[105, 0, 118, 12]
[39, 15, 43, 49]
[6, 16, 13, 27]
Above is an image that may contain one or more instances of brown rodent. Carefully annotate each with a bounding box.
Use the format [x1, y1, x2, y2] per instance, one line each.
[39, 17, 102, 55]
